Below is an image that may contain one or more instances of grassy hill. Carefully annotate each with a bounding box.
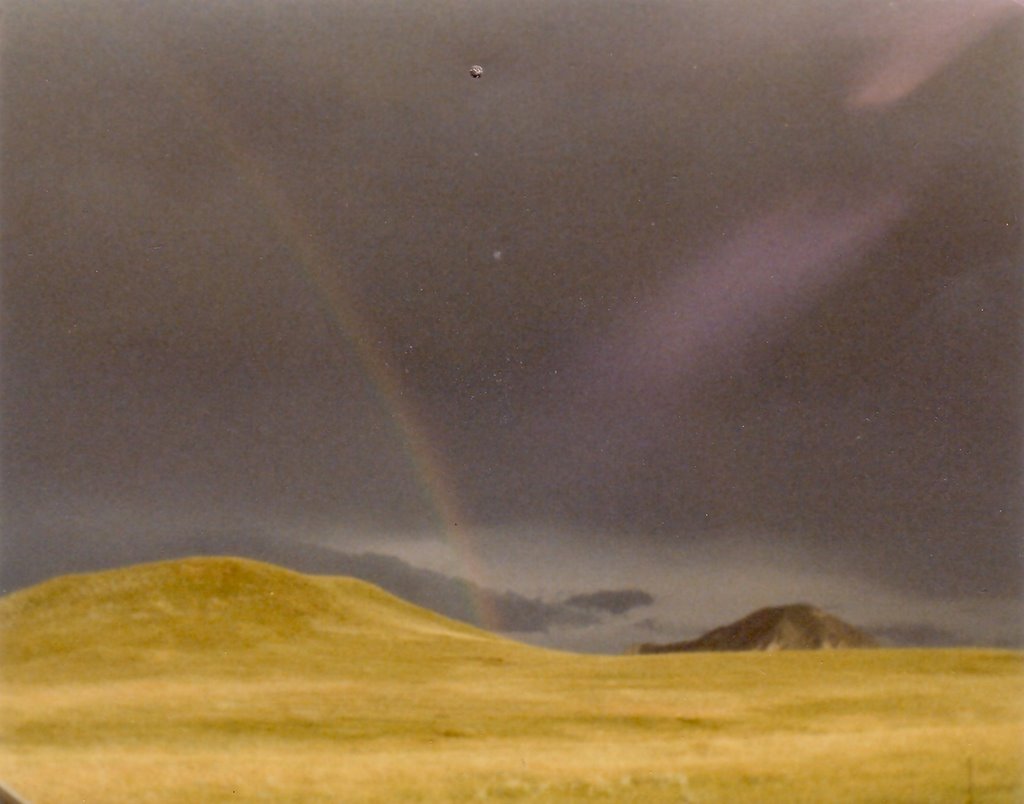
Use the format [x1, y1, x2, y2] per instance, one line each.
[0, 556, 517, 682]
[1, 557, 1022, 802]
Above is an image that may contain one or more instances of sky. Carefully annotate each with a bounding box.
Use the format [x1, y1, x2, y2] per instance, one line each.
[2, 0, 1021, 652]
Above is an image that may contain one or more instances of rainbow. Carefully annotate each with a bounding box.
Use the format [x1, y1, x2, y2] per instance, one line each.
[143, 38, 502, 632]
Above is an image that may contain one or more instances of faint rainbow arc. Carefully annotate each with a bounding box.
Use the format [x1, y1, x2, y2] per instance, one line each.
[146, 46, 502, 632]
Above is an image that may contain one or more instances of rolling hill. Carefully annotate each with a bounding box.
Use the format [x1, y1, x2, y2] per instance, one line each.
[0, 556, 521, 682]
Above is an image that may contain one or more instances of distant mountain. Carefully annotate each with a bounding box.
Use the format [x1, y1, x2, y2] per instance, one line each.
[630, 604, 877, 654]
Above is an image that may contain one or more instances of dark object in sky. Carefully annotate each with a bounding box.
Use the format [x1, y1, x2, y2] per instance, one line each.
[629, 604, 878, 653]
[469, 64, 483, 78]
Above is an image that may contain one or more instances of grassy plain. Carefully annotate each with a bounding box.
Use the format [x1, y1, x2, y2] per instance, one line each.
[1, 557, 1021, 802]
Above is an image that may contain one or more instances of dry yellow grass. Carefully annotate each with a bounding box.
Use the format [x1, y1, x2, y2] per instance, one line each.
[1, 557, 1021, 801]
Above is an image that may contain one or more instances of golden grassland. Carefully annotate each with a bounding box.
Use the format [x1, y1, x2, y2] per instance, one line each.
[0, 557, 1021, 802]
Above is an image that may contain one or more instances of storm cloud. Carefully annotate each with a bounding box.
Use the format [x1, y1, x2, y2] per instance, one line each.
[563, 589, 655, 616]
[2, 0, 1020, 649]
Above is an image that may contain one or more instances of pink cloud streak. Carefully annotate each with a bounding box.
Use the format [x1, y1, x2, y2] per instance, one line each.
[585, 189, 908, 402]
[848, 0, 1022, 108]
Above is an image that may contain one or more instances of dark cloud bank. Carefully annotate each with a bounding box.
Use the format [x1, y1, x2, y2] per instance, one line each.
[564, 589, 655, 616]
[1, 0, 1021, 648]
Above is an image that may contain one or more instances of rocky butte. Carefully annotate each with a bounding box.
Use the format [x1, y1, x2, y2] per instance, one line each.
[630, 603, 878, 654]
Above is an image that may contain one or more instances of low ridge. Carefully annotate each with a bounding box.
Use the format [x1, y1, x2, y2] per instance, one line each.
[0, 556, 517, 681]
[631, 603, 877, 654]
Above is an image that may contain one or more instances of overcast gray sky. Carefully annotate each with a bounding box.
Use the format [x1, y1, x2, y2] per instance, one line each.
[2, 0, 1021, 651]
